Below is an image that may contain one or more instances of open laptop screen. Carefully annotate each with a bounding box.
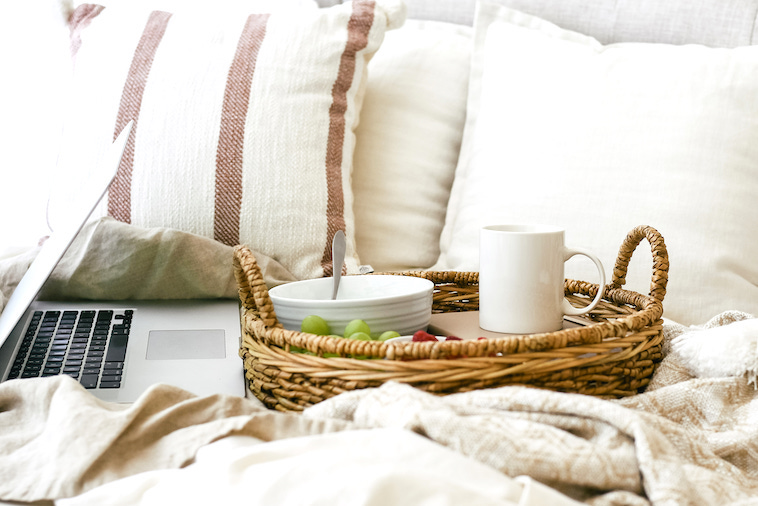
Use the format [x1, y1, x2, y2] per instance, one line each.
[0, 121, 133, 347]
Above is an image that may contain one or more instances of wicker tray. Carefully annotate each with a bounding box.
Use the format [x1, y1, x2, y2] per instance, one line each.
[233, 225, 669, 412]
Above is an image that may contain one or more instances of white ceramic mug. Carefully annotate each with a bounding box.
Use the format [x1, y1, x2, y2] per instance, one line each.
[479, 224, 606, 334]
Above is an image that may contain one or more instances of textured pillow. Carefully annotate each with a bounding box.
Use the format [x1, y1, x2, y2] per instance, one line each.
[436, 3, 758, 324]
[352, 19, 471, 271]
[53, 0, 404, 280]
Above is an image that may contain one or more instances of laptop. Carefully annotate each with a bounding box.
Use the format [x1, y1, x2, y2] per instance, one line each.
[0, 122, 246, 402]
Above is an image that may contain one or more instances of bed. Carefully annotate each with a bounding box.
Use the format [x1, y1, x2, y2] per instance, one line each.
[1, 0, 758, 504]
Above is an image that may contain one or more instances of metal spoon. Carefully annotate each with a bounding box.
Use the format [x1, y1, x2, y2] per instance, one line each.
[331, 230, 346, 300]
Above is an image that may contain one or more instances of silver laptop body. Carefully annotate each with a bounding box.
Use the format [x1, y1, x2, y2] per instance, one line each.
[0, 123, 245, 402]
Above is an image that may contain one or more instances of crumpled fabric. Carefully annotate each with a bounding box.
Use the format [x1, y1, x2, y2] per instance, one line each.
[55, 430, 578, 506]
[0, 217, 297, 314]
[304, 313, 758, 506]
[0, 376, 350, 502]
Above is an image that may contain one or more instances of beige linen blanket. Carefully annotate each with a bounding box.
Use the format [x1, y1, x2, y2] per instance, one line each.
[1, 312, 757, 505]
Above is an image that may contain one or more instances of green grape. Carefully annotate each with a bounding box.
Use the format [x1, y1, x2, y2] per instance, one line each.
[301, 315, 331, 336]
[347, 329, 371, 359]
[348, 331, 372, 341]
[344, 319, 371, 338]
[290, 346, 314, 355]
[376, 330, 401, 342]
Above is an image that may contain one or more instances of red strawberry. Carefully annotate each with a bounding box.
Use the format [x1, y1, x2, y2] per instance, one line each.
[412, 330, 438, 342]
[445, 336, 462, 341]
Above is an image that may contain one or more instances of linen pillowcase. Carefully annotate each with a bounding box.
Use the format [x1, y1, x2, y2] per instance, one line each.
[352, 19, 472, 272]
[435, 3, 758, 325]
[53, 0, 404, 280]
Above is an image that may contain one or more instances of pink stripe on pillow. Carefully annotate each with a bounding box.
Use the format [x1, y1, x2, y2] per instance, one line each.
[109, 11, 172, 224]
[69, 4, 105, 59]
[214, 14, 270, 247]
[321, 0, 375, 276]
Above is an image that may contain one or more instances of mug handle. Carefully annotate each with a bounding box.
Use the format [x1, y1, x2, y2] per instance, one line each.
[561, 247, 606, 316]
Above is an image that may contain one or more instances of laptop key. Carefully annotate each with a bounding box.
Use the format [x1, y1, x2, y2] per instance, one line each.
[99, 381, 121, 389]
[105, 334, 128, 362]
[80, 374, 99, 389]
[101, 370, 122, 380]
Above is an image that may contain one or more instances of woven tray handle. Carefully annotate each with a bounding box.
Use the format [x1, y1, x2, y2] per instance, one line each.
[610, 225, 669, 304]
[233, 245, 283, 329]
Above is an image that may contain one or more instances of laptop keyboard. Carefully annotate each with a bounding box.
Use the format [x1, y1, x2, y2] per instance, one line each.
[7, 309, 132, 389]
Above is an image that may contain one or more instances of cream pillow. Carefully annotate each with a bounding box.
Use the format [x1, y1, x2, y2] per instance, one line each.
[436, 3, 758, 325]
[352, 19, 472, 272]
[53, 0, 404, 280]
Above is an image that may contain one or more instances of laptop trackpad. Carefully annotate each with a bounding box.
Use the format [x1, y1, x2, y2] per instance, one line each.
[146, 329, 226, 360]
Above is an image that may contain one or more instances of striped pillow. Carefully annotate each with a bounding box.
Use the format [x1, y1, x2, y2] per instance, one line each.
[55, 1, 404, 280]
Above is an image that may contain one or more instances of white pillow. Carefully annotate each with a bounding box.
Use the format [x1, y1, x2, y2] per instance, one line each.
[352, 19, 472, 272]
[52, 0, 404, 280]
[436, 3, 758, 325]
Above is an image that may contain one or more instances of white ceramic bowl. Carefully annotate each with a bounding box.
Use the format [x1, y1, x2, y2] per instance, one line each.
[268, 275, 434, 336]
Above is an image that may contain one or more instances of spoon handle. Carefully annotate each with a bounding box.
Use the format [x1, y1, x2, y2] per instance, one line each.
[331, 230, 346, 300]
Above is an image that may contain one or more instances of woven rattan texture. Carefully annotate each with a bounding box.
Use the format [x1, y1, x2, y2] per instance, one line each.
[233, 226, 669, 412]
